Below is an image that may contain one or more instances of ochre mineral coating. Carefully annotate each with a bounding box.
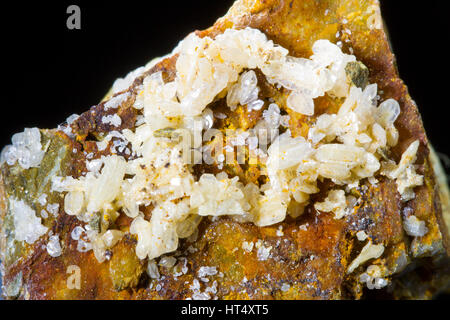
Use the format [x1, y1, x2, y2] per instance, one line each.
[1, 0, 449, 299]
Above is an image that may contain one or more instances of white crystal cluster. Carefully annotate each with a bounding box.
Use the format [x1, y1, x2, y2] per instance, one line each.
[46, 27, 422, 263]
[1, 128, 45, 169]
[112, 67, 145, 95]
[102, 114, 122, 127]
[147, 260, 160, 279]
[256, 240, 272, 261]
[104, 92, 130, 110]
[190, 173, 250, 217]
[359, 265, 388, 290]
[198, 266, 218, 278]
[10, 198, 48, 244]
[69, 223, 123, 261]
[134, 28, 355, 118]
[46, 235, 62, 257]
[382, 140, 423, 201]
[70, 225, 93, 253]
[91, 229, 124, 262]
[260, 81, 407, 224]
[314, 189, 348, 219]
[189, 277, 218, 300]
[227, 70, 264, 111]
[262, 103, 290, 129]
[403, 215, 428, 237]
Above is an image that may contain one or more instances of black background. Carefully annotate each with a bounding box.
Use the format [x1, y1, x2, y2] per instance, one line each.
[1, 1, 449, 157]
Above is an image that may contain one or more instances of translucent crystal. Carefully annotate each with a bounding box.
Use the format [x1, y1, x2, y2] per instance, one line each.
[308, 128, 326, 145]
[403, 215, 428, 237]
[280, 115, 290, 127]
[359, 273, 370, 283]
[312, 39, 343, 67]
[10, 198, 48, 244]
[37, 194, 47, 206]
[112, 66, 145, 94]
[240, 70, 258, 89]
[0, 145, 15, 165]
[247, 136, 258, 150]
[102, 230, 123, 247]
[374, 277, 388, 289]
[159, 256, 177, 268]
[257, 243, 272, 261]
[47, 235, 62, 257]
[287, 91, 314, 116]
[202, 108, 214, 129]
[147, 260, 160, 279]
[226, 83, 240, 107]
[281, 283, 291, 292]
[363, 83, 378, 103]
[240, 87, 259, 105]
[71, 226, 85, 241]
[66, 114, 79, 125]
[247, 99, 264, 111]
[227, 70, 260, 108]
[198, 266, 218, 277]
[47, 203, 60, 216]
[40, 209, 48, 219]
[377, 99, 400, 126]
[262, 103, 281, 128]
[1, 128, 44, 169]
